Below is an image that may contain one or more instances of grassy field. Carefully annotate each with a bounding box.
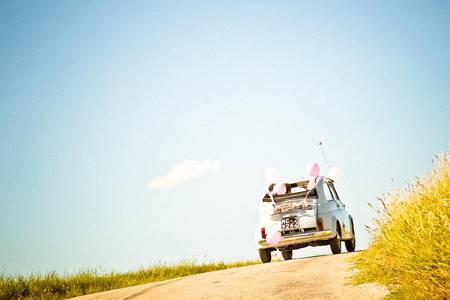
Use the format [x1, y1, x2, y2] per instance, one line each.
[0, 260, 260, 299]
[351, 155, 450, 299]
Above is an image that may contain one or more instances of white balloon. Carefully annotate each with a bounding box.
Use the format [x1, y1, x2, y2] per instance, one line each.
[328, 166, 343, 181]
[265, 167, 281, 183]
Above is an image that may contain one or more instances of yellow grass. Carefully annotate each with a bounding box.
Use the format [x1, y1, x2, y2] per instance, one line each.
[351, 154, 450, 299]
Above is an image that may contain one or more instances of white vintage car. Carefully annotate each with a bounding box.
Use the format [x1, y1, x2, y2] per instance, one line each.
[258, 177, 356, 263]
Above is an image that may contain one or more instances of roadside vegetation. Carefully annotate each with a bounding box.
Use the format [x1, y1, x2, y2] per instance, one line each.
[352, 154, 450, 299]
[0, 260, 259, 299]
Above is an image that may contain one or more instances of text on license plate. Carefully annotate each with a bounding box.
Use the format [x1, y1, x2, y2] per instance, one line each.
[281, 217, 299, 230]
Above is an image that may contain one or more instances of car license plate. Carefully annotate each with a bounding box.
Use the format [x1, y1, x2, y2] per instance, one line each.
[281, 217, 299, 230]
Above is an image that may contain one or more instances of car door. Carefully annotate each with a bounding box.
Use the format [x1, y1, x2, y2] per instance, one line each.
[321, 181, 342, 233]
[329, 182, 351, 239]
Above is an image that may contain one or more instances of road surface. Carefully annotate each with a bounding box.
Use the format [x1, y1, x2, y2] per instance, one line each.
[73, 252, 387, 300]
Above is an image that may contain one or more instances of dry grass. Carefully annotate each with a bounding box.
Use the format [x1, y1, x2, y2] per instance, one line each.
[0, 260, 259, 300]
[351, 154, 450, 299]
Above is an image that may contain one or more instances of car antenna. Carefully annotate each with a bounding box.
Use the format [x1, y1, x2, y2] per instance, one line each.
[318, 141, 330, 169]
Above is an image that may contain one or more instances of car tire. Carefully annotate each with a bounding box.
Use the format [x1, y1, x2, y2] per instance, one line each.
[258, 249, 272, 263]
[330, 226, 342, 254]
[345, 219, 356, 252]
[281, 250, 293, 260]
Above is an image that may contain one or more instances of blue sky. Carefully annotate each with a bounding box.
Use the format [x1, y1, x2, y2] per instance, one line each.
[1, 1, 449, 274]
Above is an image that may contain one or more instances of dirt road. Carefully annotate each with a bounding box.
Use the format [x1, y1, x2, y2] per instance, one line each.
[73, 252, 387, 300]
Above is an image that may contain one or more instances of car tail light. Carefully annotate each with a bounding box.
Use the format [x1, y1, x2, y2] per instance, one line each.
[261, 227, 267, 239]
[316, 218, 324, 231]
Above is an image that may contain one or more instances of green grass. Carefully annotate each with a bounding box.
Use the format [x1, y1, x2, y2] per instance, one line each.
[351, 154, 450, 299]
[0, 260, 260, 299]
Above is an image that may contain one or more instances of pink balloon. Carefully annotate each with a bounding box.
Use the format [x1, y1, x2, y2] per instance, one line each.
[272, 183, 287, 195]
[267, 231, 282, 246]
[307, 162, 320, 177]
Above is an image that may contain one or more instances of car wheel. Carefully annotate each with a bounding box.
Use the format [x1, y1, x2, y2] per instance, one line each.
[345, 219, 356, 252]
[258, 248, 272, 263]
[330, 226, 342, 254]
[281, 250, 293, 260]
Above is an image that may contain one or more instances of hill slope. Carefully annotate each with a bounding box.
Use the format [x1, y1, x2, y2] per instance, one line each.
[73, 252, 387, 300]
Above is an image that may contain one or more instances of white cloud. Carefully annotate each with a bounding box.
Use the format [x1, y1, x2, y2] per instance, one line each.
[147, 160, 221, 189]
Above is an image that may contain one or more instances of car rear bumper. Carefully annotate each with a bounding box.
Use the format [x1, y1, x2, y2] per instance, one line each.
[258, 230, 334, 249]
